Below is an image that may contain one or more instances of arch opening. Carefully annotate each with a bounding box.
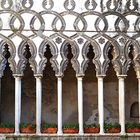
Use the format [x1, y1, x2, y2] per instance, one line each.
[104, 44, 119, 124]
[83, 44, 98, 125]
[1, 44, 15, 124]
[63, 44, 77, 124]
[21, 45, 36, 124]
[42, 45, 57, 124]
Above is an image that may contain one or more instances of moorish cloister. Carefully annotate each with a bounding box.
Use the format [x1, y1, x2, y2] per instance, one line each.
[0, 0, 140, 137]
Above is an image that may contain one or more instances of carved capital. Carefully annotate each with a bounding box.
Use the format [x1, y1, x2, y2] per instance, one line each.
[96, 75, 106, 79]
[34, 74, 43, 78]
[117, 75, 127, 79]
[13, 74, 23, 78]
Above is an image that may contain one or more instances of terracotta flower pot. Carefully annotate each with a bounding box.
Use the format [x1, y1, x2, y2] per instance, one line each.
[42, 128, 57, 133]
[0, 128, 14, 133]
[84, 128, 99, 133]
[20, 128, 35, 133]
[63, 128, 79, 133]
[20, 124, 35, 133]
[106, 128, 121, 133]
[126, 128, 140, 133]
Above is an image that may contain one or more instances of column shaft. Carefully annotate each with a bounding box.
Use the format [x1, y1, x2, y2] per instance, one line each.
[57, 77, 63, 135]
[36, 77, 42, 134]
[77, 77, 83, 134]
[118, 77, 125, 134]
[98, 76, 104, 135]
[15, 76, 21, 134]
[138, 78, 140, 123]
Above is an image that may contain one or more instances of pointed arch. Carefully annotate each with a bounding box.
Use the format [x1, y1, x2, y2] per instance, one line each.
[17, 40, 37, 75]
[0, 39, 16, 77]
[38, 39, 58, 75]
[103, 38, 121, 75]
[125, 39, 140, 77]
[60, 40, 80, 76]
[82, 40, 101, 76]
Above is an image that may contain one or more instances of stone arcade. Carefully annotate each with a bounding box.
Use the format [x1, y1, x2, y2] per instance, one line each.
[0, 0, 140, 139]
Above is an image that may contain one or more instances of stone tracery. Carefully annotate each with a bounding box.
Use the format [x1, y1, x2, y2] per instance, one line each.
[0, 0, 140, 135]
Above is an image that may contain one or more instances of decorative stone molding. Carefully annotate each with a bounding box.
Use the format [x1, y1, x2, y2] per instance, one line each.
[0, 0, 139, 77]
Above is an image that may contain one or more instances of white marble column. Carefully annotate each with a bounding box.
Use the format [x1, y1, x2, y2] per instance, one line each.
[35, 76, 42, 134]
[57, 76, 63, 135]
[97, 76, 104, 135]
[77, 76, 84, 134]
[14, 75, 22, 134]
[118, 76, 126, 135]
[0, 78, 1, 122]
[138, 77, 140, 123]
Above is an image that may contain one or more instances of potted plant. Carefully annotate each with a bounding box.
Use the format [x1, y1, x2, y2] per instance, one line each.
[0, 123, 14, 133]
[63, 124, 79, 133]
[126, 123, 140, 133]
[84, 124, 99, 133]
[42, 122, 57, 133]
[20, 123, 36, 133]
[104, 123, 121, 133]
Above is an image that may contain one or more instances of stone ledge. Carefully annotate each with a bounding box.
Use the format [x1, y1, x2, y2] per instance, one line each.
[0, 134, 140, 140]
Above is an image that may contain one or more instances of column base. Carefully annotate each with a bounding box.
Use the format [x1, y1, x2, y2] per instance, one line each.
[14, 132, 20, 135]
[120, 131, 126, 135]
[99, 131, 105, 135]
[57, 131, 63, 135]
[78, 131, 84, 135]
[36, 130, 41, 135]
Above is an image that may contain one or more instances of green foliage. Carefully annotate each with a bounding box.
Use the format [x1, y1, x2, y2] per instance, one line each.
[104, 123, 121, 130]
[63, 124, 79, 129]
[20, 123, 36, 129]
[113, 123, 121, 128]
[84, 124, 99, 128]
[0, 123, 14, 128]
[20, 123, 29, 128]
[41, 122, 57, 128]
[32, 124, 36, 129]
[126, 123, 140, 129]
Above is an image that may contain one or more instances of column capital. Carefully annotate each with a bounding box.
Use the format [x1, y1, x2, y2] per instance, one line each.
[137, 76, 140, 79]
[117, 75, 127, 79]
[34, 74, 43, 78]
[13, 74, 23, 78]
[77, 76, 84, 80]
[76, 75, 84, 78]
[56, 75, 63, 78]
[76, 74, 85, 78]
[96, 75, 106, 78]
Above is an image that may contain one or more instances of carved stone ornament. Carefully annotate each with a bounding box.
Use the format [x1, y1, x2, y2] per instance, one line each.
[0, 0, 139, 77]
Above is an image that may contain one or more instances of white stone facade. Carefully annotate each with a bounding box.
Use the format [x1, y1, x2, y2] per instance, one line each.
[0, 0, 140, 135]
